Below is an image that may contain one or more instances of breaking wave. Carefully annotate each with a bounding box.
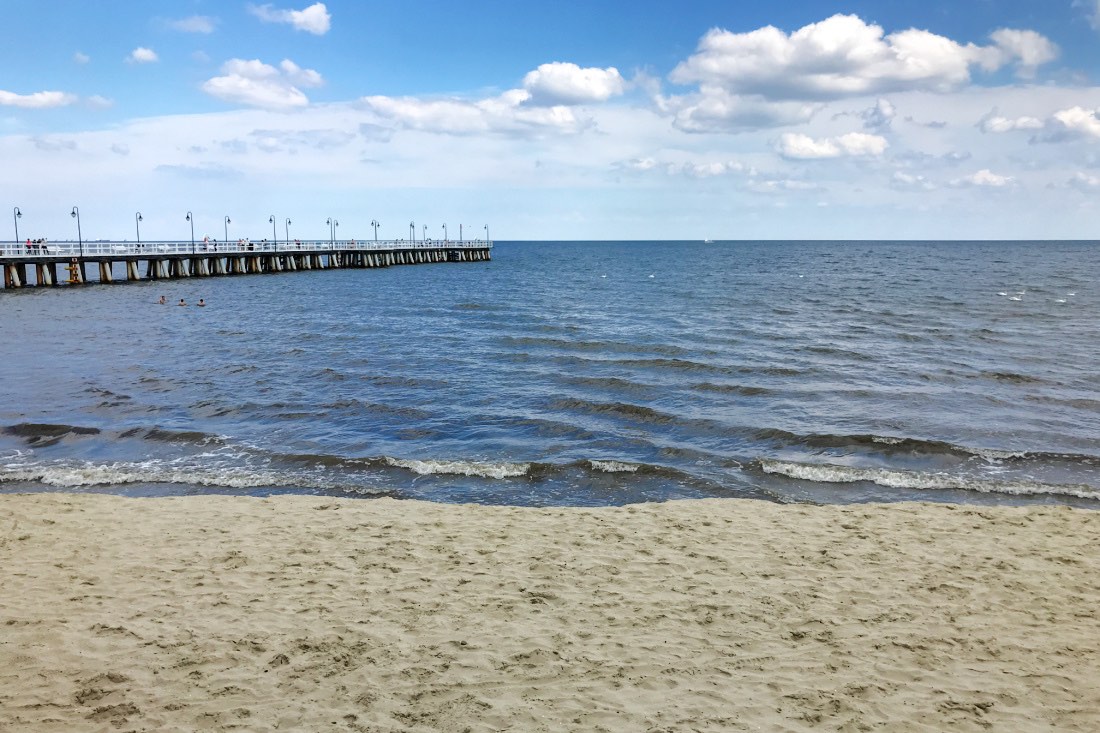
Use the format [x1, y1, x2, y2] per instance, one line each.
[759, 459, 1100, 501]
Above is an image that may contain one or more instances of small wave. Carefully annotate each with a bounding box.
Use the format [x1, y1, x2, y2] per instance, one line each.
[319, 399, 431, 419]
[612, 357, 721, 373]
[3, 423, 101, 447]
[802, 345, 876, 361]
[588, 460, 640, 473]
[982, 371, 1043, 385]
[549, 398, 677, 424]
[692, 382, 772, 396]
[501, 336, 687, 357]
[384, 457, 531, 479]
[560, 375, 657, 395]
[759, 459, 1100, 500]
[119, 427, 224, 446]
[0, 460, 387, 495]
[745, 429, 1062, 463]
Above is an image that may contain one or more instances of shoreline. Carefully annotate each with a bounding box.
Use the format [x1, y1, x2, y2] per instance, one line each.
[2, 493, 1098, 731]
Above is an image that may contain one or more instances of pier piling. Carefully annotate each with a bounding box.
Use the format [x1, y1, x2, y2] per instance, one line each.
[1, 239, 492, 289]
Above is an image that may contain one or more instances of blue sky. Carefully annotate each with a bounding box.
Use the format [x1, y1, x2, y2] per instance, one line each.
[4, 1, 1100, 240]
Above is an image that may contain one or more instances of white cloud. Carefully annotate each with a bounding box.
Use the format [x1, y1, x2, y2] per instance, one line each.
[776, 131, 888, 159]
[988, 29, 1058, 78]
[1081, 0, 1100, 30]
[522, 62, 625, 106]
[73, 52, 90, 64]
[128, 47, 159, 64]
[680, 160, 746, 178]
[670, 15, 1055, 101]
[278, 59, 323, 88]
[169, 15, 217, 33]
[1039, 106, 1100, 142]
[668, 89, 819, 133]
[749, 178, 819, 193]
[662, 14, 1056, 134]
[202, 58, 323, 110]
[1068, 171, 1100, 191]
[0, 90, 77, 108]
[621, 157, 657, 171]
[891, 170, 936, 190]
[978, 109, 1043, 133]
[951, 169, 1012, 187]
[248, 2, 331, 35]
[86, 95, 114, 109]
[361, 89, 586, 137]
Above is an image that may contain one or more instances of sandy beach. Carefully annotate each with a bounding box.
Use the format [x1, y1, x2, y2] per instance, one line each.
[0, 494, 1097, 732]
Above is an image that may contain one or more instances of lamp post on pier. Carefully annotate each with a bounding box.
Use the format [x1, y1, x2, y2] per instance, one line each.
[327, 217, 339, 245]
[71, 206, 82, 257]
[460, 224, 463, 243]
[185, 211, 194, 254]
[135, 212, 142, 244]
[224, 216, 231, 243]
[371, 219, 379, 241]
[409, 221, 415, 242]
[484, 224, 490, 243]
[285, 218, 292, 244]
[269, 215, 276, 251]
[13, 206, 21, 245]
[442, 223, 448, 242]
[422, 224, 427, 243]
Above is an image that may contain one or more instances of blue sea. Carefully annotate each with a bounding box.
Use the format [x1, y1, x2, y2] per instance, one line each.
[2, 240, 1098, 507]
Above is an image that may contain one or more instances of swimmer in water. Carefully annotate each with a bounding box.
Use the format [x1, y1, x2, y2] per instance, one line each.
[197, 298, 206, 307]
[158, 295, 166, 304]
[178, 298, 186, 306]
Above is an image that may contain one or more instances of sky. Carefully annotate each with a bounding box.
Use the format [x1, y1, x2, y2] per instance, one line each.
[4, 0, 1100, 241]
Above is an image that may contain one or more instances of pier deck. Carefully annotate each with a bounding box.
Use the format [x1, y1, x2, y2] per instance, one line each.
[1, 239, 491, 288]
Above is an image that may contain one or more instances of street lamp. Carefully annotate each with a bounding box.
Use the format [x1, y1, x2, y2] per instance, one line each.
[371, 219, 379, 242]
[484, 224, 490, 243]
[442, 223, 448, 242]
[327, 217, 339, 245]
[135, 212, 142, 244]
[422, 224, 427, 242]
[71, 206, 82, 257]
[224, 215, 231, 243]
[269, 215, 276, 251]
[185, 211, 194, 254]
[285, 217, 292, 244]
[13, 206, 21, 245]
[409, 221, 415, 242]
[459, 223, 464, 243]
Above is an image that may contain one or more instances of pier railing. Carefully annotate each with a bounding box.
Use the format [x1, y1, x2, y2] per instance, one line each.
[0, 239, 492, 259]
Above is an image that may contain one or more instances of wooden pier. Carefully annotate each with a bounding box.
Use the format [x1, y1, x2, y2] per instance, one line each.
[0, 239, 491, 289]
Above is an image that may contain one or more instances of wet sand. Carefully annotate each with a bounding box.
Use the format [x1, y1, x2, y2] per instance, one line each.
[1, 493, 1098, 732]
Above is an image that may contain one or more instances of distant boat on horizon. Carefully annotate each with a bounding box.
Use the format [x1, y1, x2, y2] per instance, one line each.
[703, 238, 714, 243]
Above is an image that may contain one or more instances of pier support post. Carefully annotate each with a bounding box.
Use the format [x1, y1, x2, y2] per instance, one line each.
[4, 263, 22, 288]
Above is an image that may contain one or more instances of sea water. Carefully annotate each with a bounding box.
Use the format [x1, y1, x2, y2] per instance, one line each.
[2, 240, 1098, 507]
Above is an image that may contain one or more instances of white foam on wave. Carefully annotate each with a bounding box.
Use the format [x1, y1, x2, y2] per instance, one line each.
[384, 457, 530, 479]
[969, 447, 1031, 462]
[0, 458, 386, 494]
[589, 460, 640, 473]
[760, 459, 1100, 500]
